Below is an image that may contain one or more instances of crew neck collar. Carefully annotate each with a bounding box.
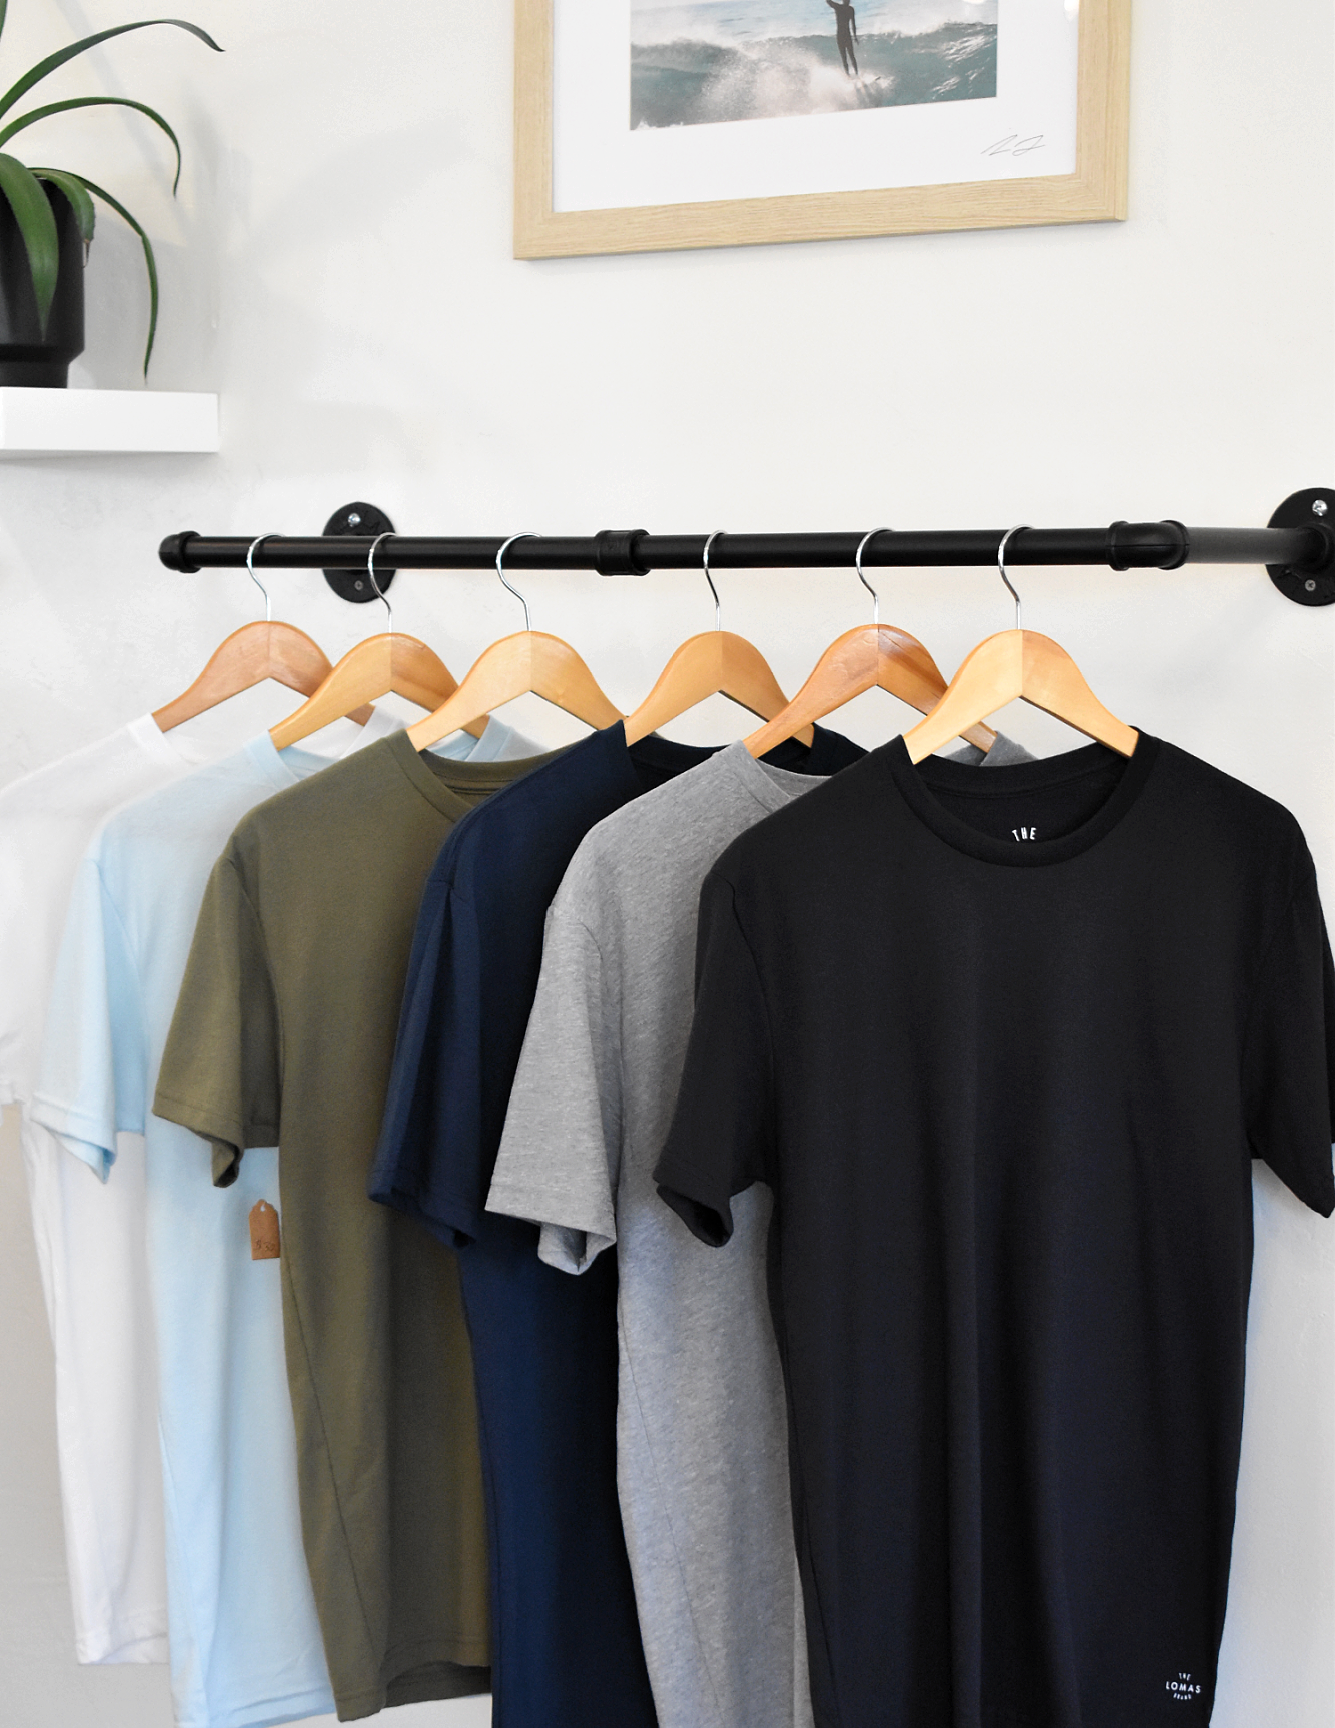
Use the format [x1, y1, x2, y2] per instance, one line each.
[880, 732, 1160, 866]
[350, 706, 406, 750]
[625, 724, 717, 776]
[385, 725, 563, 819]
[235, 706, 401, 796]
[521, 722, 721, 804]
[590, 723, 649, 802]
[128, 713, 210, 772]
[715, 739, 835, 817]
[244, 733, 306, 793]
[621, 719, 854, 788]
[458, 714, 522, 762]
[394, 718, 850, 819]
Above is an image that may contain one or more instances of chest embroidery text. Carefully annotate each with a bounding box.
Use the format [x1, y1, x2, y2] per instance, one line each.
[1011, 826, 1039, 842]
[1167, 1672, 1202, 1703]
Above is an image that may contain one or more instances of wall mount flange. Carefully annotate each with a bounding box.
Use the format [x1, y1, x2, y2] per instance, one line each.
[322, 502, 397, 603]
[1267, 489, 1335, 606]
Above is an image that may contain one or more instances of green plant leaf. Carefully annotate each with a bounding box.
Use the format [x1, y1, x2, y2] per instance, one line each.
[64, 173, 158, 376]
[0, 20, 223, 123]
[0, 2, 8, 53]
[0, 150, 58, 327]
[1, 98, 182, 192]
[31, 167, 95, 246]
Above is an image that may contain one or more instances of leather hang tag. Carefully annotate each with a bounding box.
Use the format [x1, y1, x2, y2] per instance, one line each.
[249, 1199, 281, 1261]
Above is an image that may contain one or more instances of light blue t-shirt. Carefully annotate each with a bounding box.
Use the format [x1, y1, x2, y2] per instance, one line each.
[29, 709, 535, 1728]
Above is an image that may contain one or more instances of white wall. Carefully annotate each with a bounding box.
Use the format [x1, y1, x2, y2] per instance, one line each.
[0, 0, 1331, 1722]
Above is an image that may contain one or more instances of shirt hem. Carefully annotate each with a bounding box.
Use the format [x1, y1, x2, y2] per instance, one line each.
[814, 1705, 1212, 1726]
[535, 1217, 614, 1275]
[152, 1087, 276, 1147]
[333, 1644, 492, 1722]
[367, 1175, 479, 1250]
[151, 1088, 278, 1180]
[175, 1684, 337, 1728]
[29, 1092, 115, 1179]
[76, 1610, 169, 1666]
[651, 1153, 736, 1245]
[484, 1179, 615, 1258]
[379, 1632, 491, 1668]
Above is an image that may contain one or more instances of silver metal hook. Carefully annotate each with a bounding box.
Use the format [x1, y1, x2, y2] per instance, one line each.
[366, 532, 395, 631]
[495, 533, 539, 632]
[245, 534, 276, 623]
[996, 525, 1029, 630]
[854, 528, 891, 627]
[702, 531, 724, 630]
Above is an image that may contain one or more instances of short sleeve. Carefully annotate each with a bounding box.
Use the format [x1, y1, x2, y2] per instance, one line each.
[368, 884, 486, 1248]
[1242, 848, 1335, 1216]
[486, 909, 621, 1275]
[152, 850, 281, 1187]
[653, 869, 775, 1247]
[32, 853, 147, 1181]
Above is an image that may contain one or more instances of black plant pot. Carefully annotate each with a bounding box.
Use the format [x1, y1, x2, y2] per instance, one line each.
[0, 180, 85, 387]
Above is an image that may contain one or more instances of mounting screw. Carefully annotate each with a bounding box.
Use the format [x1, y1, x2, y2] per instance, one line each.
[1267, 489, 1335, 605]
[322, 501, 396, 603]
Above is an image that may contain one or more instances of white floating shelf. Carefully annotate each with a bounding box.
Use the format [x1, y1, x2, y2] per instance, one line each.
[0, 386, 218, 455]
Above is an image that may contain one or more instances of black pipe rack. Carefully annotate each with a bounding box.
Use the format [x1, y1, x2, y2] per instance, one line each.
[158, 488, 1335, 608]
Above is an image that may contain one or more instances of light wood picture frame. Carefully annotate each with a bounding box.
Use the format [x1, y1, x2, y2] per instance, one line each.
[514, 0, 1129, 260]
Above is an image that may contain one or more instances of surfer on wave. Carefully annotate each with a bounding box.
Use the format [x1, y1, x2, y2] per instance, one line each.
[825, 0, 860, 75]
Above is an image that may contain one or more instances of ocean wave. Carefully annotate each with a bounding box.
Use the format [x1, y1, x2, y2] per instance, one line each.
[630, 23, 997, 128]
[631, 0, 997, 50]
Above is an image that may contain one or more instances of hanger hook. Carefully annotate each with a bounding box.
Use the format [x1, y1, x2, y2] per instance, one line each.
[366, 532, 395, 632]
[495, 532, 538, 632]
[702, 531, 724, 630]
[997, 525, 1030, 630]
[854, 528, 891, 627]
[245, 534, 277, 623]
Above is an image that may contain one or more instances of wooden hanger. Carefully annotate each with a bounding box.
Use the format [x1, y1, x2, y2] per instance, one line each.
[745, 529, 997, 758]
[270, 633, 476, 749]
[270, 532, 483, 750]
[902, 527, 1137, 764]
[153, 535, 371, 732]
[152, 620, 360, 732]
[407, 534, 622, 751]
[624, 534, 814, 747]
[903, 629, 1137, 762]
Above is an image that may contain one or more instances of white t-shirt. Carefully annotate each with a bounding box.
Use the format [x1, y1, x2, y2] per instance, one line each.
[0, 713, 210, 1664]
[30, 708, 535, 1728]
[1, 698, 527, 1673]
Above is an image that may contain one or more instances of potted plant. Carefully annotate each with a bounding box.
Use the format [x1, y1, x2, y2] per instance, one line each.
[0, 7, 220, 385]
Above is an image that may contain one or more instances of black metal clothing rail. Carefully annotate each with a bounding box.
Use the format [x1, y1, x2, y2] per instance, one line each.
[157, 491, 1335, 607]
[160, 523, 1326, 572]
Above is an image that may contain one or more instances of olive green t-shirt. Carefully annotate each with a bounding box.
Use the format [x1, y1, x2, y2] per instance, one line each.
[154, 729, 562, 1721]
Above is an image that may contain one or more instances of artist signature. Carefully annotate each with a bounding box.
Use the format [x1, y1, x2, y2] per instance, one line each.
[982, 133, 1046, 157]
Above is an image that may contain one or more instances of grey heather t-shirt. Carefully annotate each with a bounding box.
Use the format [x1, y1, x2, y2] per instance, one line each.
[487, 734, 1030, 1728]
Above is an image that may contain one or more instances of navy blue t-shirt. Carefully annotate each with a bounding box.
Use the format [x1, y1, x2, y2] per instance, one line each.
[369, 720, 864, 1728]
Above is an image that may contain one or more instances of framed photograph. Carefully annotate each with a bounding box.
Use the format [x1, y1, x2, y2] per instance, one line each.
[514, 0, 1129, 258]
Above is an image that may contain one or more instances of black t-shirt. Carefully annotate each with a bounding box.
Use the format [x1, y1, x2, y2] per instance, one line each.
[655, 734, 1335, 1728]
